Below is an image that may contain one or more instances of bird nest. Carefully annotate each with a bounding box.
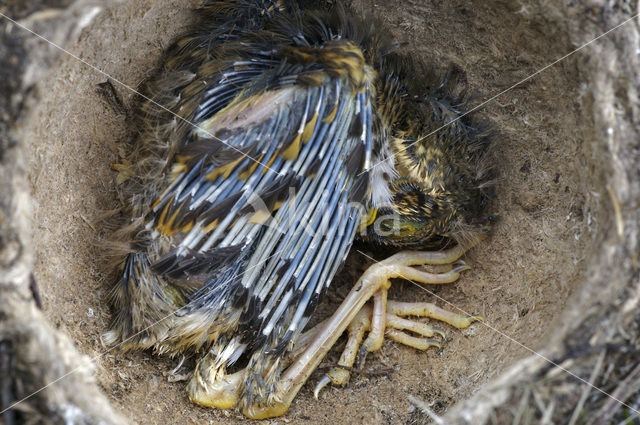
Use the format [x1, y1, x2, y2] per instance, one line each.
[1, 0, 638, 424]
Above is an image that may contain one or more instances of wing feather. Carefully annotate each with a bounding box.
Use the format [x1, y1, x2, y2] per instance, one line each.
[137, 30, 374, 372]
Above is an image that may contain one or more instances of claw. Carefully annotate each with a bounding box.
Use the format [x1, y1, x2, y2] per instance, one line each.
[452, 261, 471, 273]
[356, 344, 371, 370]
[432, 326, 446, 339]
[426, 338, 441, 349]
[314, 375, 331, 399]
[356, 345, 370, 369]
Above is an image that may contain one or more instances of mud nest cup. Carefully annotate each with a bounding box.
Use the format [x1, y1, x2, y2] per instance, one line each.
[1, 1, 639, 424]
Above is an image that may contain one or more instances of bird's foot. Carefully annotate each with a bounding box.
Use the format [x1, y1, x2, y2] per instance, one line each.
[314, 300, 482, 396]
[240, 241, 482, 419]
[187, 351, 243, 410]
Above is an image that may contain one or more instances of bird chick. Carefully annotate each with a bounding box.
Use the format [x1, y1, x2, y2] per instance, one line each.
[105, 0, 493, 419]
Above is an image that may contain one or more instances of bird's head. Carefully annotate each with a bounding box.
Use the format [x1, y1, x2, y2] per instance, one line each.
[362, 177, 459, 248]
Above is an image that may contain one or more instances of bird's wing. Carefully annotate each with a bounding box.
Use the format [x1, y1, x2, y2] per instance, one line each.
[146, 53, 374, 357]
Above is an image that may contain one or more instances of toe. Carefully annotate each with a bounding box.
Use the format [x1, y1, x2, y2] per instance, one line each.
[386, 329, 442, 350]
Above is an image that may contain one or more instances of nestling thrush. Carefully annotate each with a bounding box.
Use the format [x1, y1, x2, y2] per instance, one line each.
[105, 0, 493, 419]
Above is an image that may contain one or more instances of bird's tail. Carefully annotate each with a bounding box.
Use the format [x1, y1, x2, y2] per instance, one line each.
[103, 252, 187, 352]
[104, 244, 253, 356]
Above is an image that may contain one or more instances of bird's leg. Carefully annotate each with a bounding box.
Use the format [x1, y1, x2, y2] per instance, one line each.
[242, 242, 481, 419]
